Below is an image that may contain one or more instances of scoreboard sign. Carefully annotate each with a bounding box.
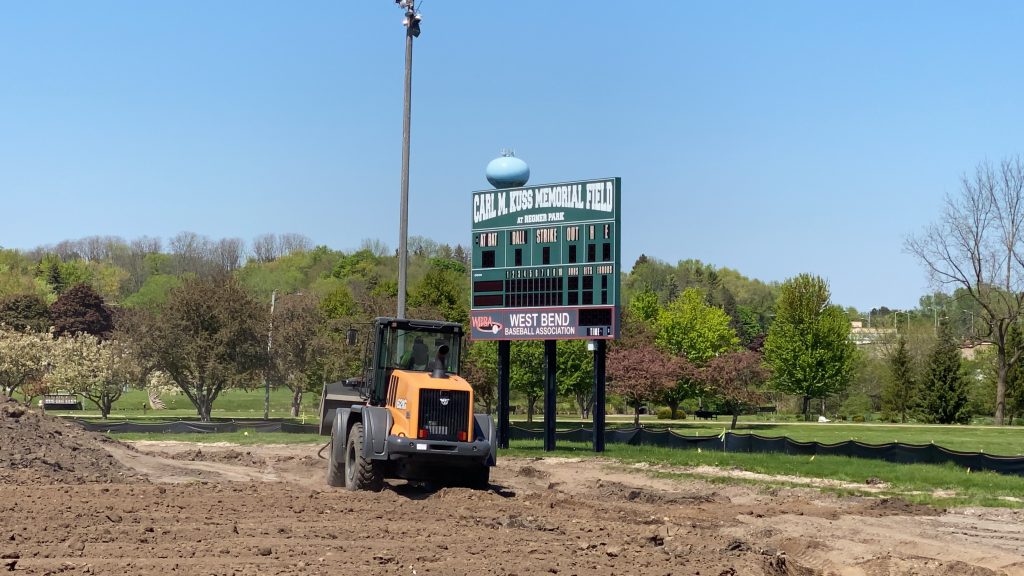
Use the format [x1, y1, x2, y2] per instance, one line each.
[469, 177, 621, 341]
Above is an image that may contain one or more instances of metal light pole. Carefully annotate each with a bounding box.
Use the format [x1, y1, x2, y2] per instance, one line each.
[962, 309, 975, 339]
[395, 0, 421, 319]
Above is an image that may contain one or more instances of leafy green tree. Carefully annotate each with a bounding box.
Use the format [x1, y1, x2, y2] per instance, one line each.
[319, 282, 358, 320]
[331, 249, 383, 282]
[656, 288, 738, 364]
[136, 276, 269, 421]
[408, 258, 468, 324]
[920, 322, 971, 424]
[622, 255, 676, 305]
[734, 305, 766, 348]
[270, 292, 330, 417]
[123, 274, 183, 311]
[655, 288, 738, 417]
[0, 294, 51, 333]
[556, 339, 594, 417]
[510, 341, 544, 422]
[628, 289, 660, 323]
[0, 248, 40, 298]
[882, 335, 917, 423]
[763, 274, 855, 420]
[50, 284, 114, 339]
[462, 340, 497, 414]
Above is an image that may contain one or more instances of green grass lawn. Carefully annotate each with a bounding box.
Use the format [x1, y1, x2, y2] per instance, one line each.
[110, 431, 326, 445]
[50, 388, 324, 422]
[504, 440, 1024, 509]
[44, 388, 1021, 455]
[510, 418, 1024, 456]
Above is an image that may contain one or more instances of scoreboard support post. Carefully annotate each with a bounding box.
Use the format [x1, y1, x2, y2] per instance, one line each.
[543, 339, 557, 451]
[497, 340, 511, 449]
[592, 339, 606, 453]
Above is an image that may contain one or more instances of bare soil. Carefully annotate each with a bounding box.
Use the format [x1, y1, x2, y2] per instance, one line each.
[2, 398, 1023, 575]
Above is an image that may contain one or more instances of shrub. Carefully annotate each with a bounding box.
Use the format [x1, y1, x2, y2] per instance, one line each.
[656, 407, 673, 420]
[852, 414, 865, 422]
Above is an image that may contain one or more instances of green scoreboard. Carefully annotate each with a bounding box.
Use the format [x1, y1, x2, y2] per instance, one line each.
[469, 177, 621, 341]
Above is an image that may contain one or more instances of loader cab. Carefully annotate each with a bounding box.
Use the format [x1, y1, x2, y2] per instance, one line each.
[366, 317, 463, 405]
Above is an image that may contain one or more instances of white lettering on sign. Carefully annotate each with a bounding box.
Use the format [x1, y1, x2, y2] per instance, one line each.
[540, 313, 570, 327]
[509, 313, 538, 327]
[585, 181, 615, 212]
[473, 193, 497, 223]
[534, 184, 585, 210]
[474, 180, 615, 224]
[510, 189, 533, 212]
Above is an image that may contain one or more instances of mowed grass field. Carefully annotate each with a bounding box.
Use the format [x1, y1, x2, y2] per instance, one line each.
[516, 419, 1024, 456]
[53, 389, 1024, 455]
[70, 390, 1024, 508]
[56, 388, 325, 422]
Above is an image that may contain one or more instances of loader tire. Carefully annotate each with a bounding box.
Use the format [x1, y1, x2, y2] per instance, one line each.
[345, 422, 383, 492]
[468, 465, 490, 490]
[326, 435, 345, 487]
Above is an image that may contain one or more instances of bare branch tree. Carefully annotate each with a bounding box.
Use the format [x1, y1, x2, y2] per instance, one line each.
[278, 233, 312, 256]
[169, 232, 216, 276]
[906, 156, 1024, 424]
[251, 233, 279, 263]
[213, 237, 245, 273]
[359, 238, 390, 258]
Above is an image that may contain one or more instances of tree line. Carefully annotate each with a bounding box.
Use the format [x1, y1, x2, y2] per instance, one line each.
[4, 156, 1024, 426]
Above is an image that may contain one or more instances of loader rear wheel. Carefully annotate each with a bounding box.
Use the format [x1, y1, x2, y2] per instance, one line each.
[326, 434, 345, 487]
[468, 465, 490, 490]
[345, 422, 383, 492]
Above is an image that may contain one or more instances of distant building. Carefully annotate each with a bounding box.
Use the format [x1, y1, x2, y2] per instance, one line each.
[959, 342, 993, 360]
[849, 321, 896, 345]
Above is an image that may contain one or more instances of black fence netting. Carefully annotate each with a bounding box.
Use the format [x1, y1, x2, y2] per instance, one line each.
[73, 419, 319, 435]
[511, 425, 1024, 477]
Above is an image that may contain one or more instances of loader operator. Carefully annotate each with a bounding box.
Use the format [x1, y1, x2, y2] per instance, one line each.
[401, 337, 430, 370]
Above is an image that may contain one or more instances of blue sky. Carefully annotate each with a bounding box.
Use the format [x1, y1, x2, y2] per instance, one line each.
[2, 1, 1023, 311]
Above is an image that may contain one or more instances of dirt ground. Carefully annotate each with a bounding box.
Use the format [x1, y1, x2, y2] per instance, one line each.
[2, 397, 1024, 575]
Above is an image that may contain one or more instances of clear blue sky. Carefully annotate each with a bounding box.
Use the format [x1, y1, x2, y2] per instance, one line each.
[2, 1, 1023, 312]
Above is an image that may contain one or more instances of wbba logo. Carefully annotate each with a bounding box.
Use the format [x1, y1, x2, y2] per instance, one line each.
[471, 315, 503, 334]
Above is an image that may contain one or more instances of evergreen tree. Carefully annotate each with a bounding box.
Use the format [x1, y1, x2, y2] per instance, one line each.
[921, 322, 970, 424]
[882, 335, 917, 423]
[1004, 324, 1024, 425]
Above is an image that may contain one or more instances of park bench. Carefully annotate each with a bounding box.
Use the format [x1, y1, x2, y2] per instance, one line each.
[694, 409, 717, 421]
[41, 393, 83, 410]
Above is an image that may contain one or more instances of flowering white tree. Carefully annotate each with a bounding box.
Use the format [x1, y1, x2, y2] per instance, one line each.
[0, 328, 51, 398]
[46, 334, 139, 418]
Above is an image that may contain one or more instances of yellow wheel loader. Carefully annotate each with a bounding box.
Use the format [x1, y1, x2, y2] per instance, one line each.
[318, 317, 496, 491]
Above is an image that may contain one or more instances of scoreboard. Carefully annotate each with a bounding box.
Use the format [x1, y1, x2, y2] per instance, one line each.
[469, 177, 621, 341]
